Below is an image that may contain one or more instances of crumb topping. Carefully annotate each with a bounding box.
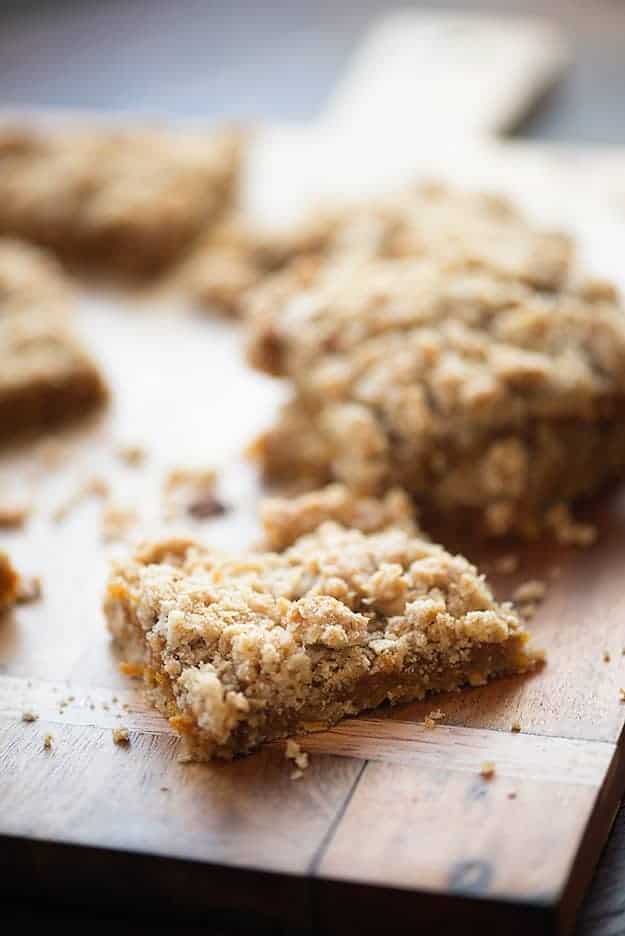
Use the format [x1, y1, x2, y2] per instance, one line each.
[247, 246, 625, 536]
[106, 486, 538, 759]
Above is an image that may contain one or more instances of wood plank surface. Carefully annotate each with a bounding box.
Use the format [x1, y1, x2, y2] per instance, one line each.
[2, 11, 625, 931]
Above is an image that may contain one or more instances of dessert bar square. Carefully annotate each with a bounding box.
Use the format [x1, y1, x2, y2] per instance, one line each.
[0, 124, 241, 275]
[105, 486, 538, 760]
[0, 239, 108, 443]
[247, 258, 625, 537]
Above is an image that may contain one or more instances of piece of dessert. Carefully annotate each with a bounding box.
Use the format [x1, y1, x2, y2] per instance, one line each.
[0, 124, 241, 275]
[0, 239, 108, 443]
[105, 486, 539, 760]
[0, 551, 20, 611]
[247, 257, 625, 538]
[184, 181, 572, 316]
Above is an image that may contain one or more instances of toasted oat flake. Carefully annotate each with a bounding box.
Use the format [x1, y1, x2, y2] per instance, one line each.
[424, 708, 445, 729]
[511, 720, 522, 733]
[112, 727, 130, 745]
[513, 580, 547, 605]
[43, 733, 53, 750]
[22, 710, 38, 723]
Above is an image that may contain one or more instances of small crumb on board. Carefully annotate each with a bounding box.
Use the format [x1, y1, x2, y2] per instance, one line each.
[423, 708, 445, 729]
[480, 761, 496, 780]
[112, 727, 130, 745]
[285, 739, 309, 778]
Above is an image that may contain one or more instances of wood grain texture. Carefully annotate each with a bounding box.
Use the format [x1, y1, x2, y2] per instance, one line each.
[2, 32, 625, 932]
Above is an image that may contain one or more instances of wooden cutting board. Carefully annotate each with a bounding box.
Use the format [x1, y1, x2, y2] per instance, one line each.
[2, 12, 625, 934]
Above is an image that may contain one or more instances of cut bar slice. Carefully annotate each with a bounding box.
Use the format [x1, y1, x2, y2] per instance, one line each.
[0, 124, 241, 275]
[0, 239, 108, 443]
[247, 257, 625, 538]
[105, 486, 539, 760]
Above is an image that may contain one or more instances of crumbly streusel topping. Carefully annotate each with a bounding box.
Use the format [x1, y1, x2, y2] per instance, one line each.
[0, 125, 241, 273]
[259, 483, 418, 551]
[107, 487, 530, 751]
[247, 254, 625, 534]
[185, 181, 573, 316]
[288, 181, 573, 290]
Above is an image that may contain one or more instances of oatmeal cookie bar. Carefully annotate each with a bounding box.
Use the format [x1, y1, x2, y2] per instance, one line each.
[0, 239, 108, 443]
[0, 124, 241, 275]
[247, 258, 625, 538]
[105, 486, 538, 760]
[185, 181, 572, 316]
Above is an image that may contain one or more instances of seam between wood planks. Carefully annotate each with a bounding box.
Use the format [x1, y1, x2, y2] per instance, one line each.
[308, 759, 368, 877]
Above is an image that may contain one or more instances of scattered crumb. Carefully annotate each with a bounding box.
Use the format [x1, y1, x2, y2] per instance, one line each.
[112, 695, 118, 703]
[112, 727, 130, 745]
[100, 502, 138, 543]
[423, 708, 445, 729]
[513, 580, 547, 604]
[162, 467, 220, 522]
[0, 498, 31, 529]
[43, 733, 53, 750]
[102, 702, 109, 711]
[480, 761, 496, 780]
[187, 492, 228, 520]
[518, 602, 537, 621]
[285, 739, 309, 773]
[116, 442, 147, 467]
[507, 791, 517, 800]
[22, 710, 38, 722]
[603, 651, 611, 663]
[510, 721, 521, 733]
[545, 503, 597, 547]
[119, 660, 143, 678]
[52, 475, 110, 522]
[16, 575, 43, 604]
[619, 688, 625, 702]
[36, 437, 68, 469]
[160, 786, 170, 792]
[493, 554, 519, 575]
